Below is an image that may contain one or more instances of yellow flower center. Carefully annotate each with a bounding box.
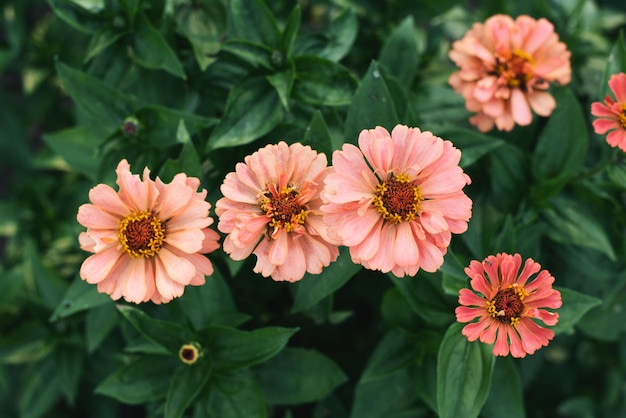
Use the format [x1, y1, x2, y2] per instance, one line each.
[259, 182, 309, 237]
[178, 342, 202, 365]
[372, 174, 423, 224]
[118, 211, 165, 258]
[496, 49, 534, 88]
[488, 284, 529, 326]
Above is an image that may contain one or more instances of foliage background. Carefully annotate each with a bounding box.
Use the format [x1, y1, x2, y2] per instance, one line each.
[2, 0, 626, 417]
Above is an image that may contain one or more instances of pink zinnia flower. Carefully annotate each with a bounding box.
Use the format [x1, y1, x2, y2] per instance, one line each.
[321, 125, 472, 277]
[456, 253, 562, 358]
[77, 159, 220, 304]
[591, 72, 626, 151]
[448, 14, 571, 132]
[215, 142, 339, 282]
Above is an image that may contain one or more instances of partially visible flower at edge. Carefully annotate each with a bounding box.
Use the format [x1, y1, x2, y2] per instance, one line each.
[321, 124, 472, 277]
[456, 253, 562, 358]
[591, 72, 626, 152]
[215, 141, 339, 282]
[77, 159, 220, 304]
[448, 14, 571, 132]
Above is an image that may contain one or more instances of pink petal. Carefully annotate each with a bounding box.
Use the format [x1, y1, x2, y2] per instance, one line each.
[80, 246, 124, 284]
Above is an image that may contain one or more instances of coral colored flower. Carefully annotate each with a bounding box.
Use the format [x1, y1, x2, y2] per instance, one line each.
[591, 73, 626, 151]
[448, 14, 571, 132]
[77, 160, 220, 304]
[455, 253, 562, 358]
[215, 142, 339, 282]
[321, 125, 472, 277]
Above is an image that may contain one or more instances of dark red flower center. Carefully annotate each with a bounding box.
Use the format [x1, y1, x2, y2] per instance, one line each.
[259, 182, 309, 237]
[496, 49, 534, 88]
[488, 286, 526, 324]
[118, 211, 165, 258]
[373, 174, 423, 224]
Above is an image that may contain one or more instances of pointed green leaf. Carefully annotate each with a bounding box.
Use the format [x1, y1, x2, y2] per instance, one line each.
[23, 238, 66, 310]
[165, 362, 212, 418]
[47, 0, 103, 34]
[437, 323, 495, 418]
[158, 121, 203, 181]
[85, 26, 125, 62]
[50, 277, 112, 321]
[204, 369, 266, 418]
[18, 357, 61, 418]
[302, 110, 334, 158]
[207, 76, 283, 150]
[95, 355, 178, 404]
[379, 16, 420, 86]
[56, 345, 84, 406]
[135, 104, 217, 148]
[551, 287, 601, 335]
[291, 249, 361, 313]
[293, 56, 357, 107]
[131, 13, 186, 79]
[599, 30, 626, 99]
[254, 347, 347, 406]
[344, 61, 400, 144]
[221, 40, 273, 70]
[318, 8, 357, 62]
[438, 128, 504, 168]
[176, 0, 227, 70]
[481, 357, 525, 418]
[206, 326, 298, 371]
[86, 303, 119, 353]
[280, 5, 301, 57]
[266, 64, 295, 111]
[43, 126, 107, 180]
[230, 0, 280, 47]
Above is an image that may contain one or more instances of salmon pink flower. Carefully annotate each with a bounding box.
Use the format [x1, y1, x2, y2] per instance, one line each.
[77, 159, 220, 304]
[591, 72, 626, 151]
[456, 253, 562, 358]
[449, 14, 571, 132]
[321, 125, 472, 277]
[215, 142, 339, 282]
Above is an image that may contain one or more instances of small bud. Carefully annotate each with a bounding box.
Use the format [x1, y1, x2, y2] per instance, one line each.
[178, 342, 202, 365]
[121, 116, 140, 137]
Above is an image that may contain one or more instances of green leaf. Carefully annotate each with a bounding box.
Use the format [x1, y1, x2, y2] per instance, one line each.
[230, 0, 280, 48]
[18, 357, 61, 418]
[158, 122, 203, 181]
[318, 8, 358, 62]
[206, 326, 298, 371]
[23, 238, 66, 310]
[378, 16, 420, 86]
[280, 5, 301, 57]
[119, 0, 140, 25]
[293, 56, 357, 107]
[266, 64, 295, 111]
[221, 40, 273, 70]
[551, 287, 602, 335]
[392, 272, 454, 327]
[302, 110, 334, 158]
[381, 287, 421, 331]
[95, 355, 178, 404]
[131, 13, 186, 79]
[43, 126, 107, 180]
[47, 0, 103, 34]
[350, 331, 420, 418]
[86, 303, 119, 353]
[481, 357, 525, 418]
[437, 322, 495, 418]
[291, 249, 361, 313]
[85, 26, 126, 62]
[488, 143, 528, 211]
[56, 345, 84, 406]
[543, 197, 616, 261]
[176, 0, 227, 70]
[531, 87, 588, 187]
[407, 331, 442, 413]
[117, 305, 195, 354]
[55, 61, 135, 131]
[50, 277, 112, 321]
[207, 76, 284, 151]
[254, 347, 347, 405]
[344, 61, 400, 145]
[204, 369, 267, 418]
[165, 363, 212, 418]
[135, 105, 217, 148]
[599, 30, 626, 99]
[437, 128, 504, 168]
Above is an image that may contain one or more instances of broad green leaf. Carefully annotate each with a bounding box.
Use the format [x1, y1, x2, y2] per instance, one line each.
[95, 355, 178, 404]
[266, 64, 295, 111]
[85, 26, 125, 62]
[280, 5, 301, 57]
[56, 345, 84, 406]
[318, 8, 358, 62]
[221, 40, 273, 70]
[531, 87, 588, 188]
[437, 128, 504, 168]
[551, 287, 602, 335]
[117, 305, 196, 354]
[207, 76, 284, 151]
[577, 294, 626, 342]
[291, 249, 361, 313]
[56, 61, 135, 131]
[543, 197, 616, 261]
[293, 56, 357, 106]
[391, 272, 454, 327]
[47, 0, 102, 34]
[489, 143, 528, 211]
[86, 303, 119, 353]
[204, 369, 266, 418]
[165, 362, 212, 418]
[599, 30, 626, 99]
[302, 110, 334, 158]
[43, 126, 107, 179]
[230, 0, 280, 48]
[481, 357, 525, 418]
[379, 16, 420, 86]
[206, 326, 298, 371]
[254, 347, 347, 405]
[176, 0, 227, 70]
[131, 13, 186, 79]
[344, 61, 400, 145]
[350, 331, 420, 418]
[49, 277, 112, 321]
[408, 331, 443, 413]
[437, 323, 495, 418]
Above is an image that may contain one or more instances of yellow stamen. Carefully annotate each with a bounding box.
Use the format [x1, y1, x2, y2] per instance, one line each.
[118, 211, 165, 258]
